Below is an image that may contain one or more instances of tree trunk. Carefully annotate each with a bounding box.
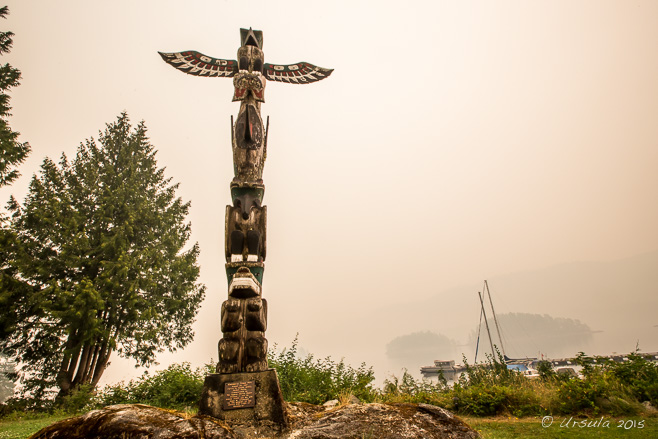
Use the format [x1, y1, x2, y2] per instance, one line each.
[72, 342, 93, 386]
[91, 344, 112, 388]
[57, 341, 93, 400]
[56, 333, 77, 394]
[56, 336, 115, 400]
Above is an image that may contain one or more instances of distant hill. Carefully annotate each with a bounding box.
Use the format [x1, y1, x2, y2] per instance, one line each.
[386, 331, 458, 370]
[376, 250, 658, 370]
[467, 312, 595, 360]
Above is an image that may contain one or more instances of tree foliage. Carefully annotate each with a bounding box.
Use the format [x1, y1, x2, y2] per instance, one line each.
[0, 6, 30, 333]
[0, 113, 205, 398]
[0, 6, 30, 188]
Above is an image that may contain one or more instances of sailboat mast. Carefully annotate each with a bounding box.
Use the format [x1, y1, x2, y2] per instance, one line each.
[485, 280, 507, 358]
[474, 305, 484, 363]
[478, 291, 496, 360]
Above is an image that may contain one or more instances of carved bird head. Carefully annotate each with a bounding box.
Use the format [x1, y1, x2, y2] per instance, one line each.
[237, 28, 265, 74]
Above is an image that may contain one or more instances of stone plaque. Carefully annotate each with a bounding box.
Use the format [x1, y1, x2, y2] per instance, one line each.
[224, 380, 255, 410]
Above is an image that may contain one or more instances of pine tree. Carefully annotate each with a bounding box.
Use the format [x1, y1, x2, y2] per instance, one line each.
[1, 113, 205, 399]
[0, 6, 30, 188]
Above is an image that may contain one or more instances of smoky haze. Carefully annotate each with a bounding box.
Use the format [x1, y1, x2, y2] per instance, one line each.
[1, 0, 657, 386]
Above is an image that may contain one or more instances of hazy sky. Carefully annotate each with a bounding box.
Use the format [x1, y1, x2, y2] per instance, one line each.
[2, 1, 657, 384]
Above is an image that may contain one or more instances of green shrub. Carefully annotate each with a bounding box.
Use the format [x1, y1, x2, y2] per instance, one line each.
[378, 349, 653, 418]
[607, 352, 658, 406]
[553, 354, 643, 416]
[381, 369, 447, 405]
[536, 360, 556, 381]
[97, 362, 213, 410]
[57, 383, 97, 414]
[459, 352, 525, 388]
[268, 336, 376, 404]
[451, 383, 511, 416]
[597, 395, 643, 417]
[2, 395, 53, 415]
[556, 376, 603, 414]
[379, 353, 544, 417]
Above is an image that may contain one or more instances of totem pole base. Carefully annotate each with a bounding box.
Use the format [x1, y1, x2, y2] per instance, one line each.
[198, 369, 289, 435]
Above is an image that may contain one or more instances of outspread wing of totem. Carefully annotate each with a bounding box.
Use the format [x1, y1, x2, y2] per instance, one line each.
[159, 51, 333, 84]
[263, 62, 333, 84]
[158, 51, 239, 77]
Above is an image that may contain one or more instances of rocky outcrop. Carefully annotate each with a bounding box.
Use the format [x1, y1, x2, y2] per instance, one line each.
[287, 402, 479, 439]
[30, 402, 479, 439]
[28, 404, 235, 439]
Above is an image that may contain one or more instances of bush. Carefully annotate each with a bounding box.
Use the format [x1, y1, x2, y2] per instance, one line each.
[381, 369, 447, 405]
[451, 384, 511, 416]
[268, 336, 376, 404]
[97, 362, 213, 411]
[58, 383, 97, 414]
[377, 349, 654, 418]
[460, 352, 525, 388]
[556, 375, 604, 414]
[2, 395, 53, 415]
[550, 352, 645, 416]
[536, 360, 556, 380]
[607, 352, 658, 406]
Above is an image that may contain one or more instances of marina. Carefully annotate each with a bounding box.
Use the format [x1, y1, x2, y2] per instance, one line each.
[420, 281, 658, 382]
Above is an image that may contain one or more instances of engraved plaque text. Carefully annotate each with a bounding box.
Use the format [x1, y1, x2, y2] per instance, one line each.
[224, 380, 255, 410]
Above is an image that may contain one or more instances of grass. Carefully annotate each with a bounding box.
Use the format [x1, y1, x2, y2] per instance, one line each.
[0, 414, 69, 439]
[464, 415, 658, 438]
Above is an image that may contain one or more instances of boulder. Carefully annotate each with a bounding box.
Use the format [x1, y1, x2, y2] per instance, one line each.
[28, 404, 235, 439]
[30, 402, 480, 439]
[287, 402, 480, 439]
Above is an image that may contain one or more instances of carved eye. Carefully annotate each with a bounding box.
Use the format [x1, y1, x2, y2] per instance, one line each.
[253, 58, 263, 73]
[239, 56, 248, 70]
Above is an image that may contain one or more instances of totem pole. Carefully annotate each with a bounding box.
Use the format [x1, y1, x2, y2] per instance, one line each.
[159, 28, 332, 430]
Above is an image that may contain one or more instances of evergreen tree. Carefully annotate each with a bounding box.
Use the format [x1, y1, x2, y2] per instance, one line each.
[0, 6, 30, 188]
[0, 5, 29, 401]
[1, 113, 205, 399]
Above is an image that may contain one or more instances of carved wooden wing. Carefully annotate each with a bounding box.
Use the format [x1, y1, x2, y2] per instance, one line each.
[159, 51, 239, 77]
[263, 62, 333, 84]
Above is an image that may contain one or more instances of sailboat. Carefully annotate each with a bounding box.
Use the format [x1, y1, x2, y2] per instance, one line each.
[420, 280, 540, 381]
[474, 280, 539, 376]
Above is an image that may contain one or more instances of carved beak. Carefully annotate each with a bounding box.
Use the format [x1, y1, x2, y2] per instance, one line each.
[235, 104, 263, 150]
[245, 31, 259, 47]
[243, 106, 254, 144]
[240, 27, 263, 49]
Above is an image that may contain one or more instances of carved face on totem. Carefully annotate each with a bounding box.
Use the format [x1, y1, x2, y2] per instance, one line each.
[233, 29, 266, 103]
[231, 28, 267, 160]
